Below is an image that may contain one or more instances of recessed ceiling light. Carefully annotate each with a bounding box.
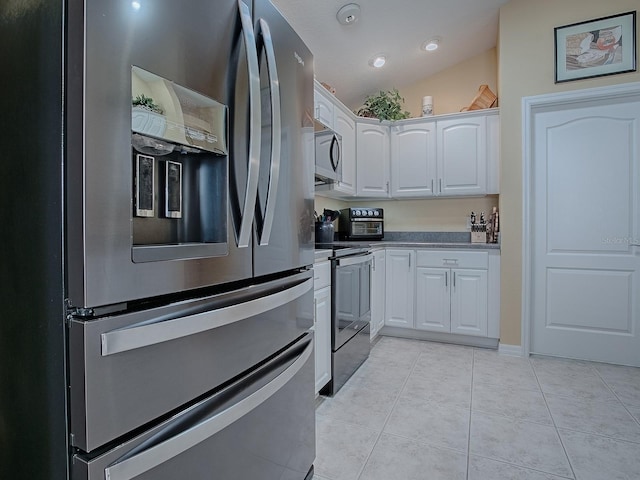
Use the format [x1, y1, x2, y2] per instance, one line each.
[336, 3, 360, 25]
[131, 1, 141, 10]
[369, 55, 386, 68]
[422, 37, 441, 51]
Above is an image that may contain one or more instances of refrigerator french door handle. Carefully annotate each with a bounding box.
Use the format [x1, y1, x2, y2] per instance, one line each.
[100, 278, 313, 356]
[237, 0, 262, 248]
[103, 339, 313, 480]
[257, 18, 281, 246]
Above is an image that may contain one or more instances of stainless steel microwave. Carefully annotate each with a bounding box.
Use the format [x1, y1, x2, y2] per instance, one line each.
[314, 120, 342, 184]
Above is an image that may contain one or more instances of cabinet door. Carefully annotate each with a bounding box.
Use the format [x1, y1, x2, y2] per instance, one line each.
[437, 116, 487, 196]
[314, 285, 331, 393]
[385, 250, 414, 328]
[450, 268, 487, 337]
[390, 122, 436, 197]
[416, 267, 450, 332]
[371, 250, 386, 339]
[486, 113, 500, 194]
[333, 107, 357, 195]
[314, 87, 334, 128]
[357, 122, 390, 197]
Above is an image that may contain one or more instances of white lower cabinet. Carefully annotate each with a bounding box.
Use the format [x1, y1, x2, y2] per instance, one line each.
[384, 248, 498, 341]
[370, 249, 386, 339]
[416, 267, 488, 336]
[313, 261, 331, 394]
[384, 249, 415, 328]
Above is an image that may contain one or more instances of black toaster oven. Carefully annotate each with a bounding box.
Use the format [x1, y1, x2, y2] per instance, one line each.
[338, 207, 384, 240]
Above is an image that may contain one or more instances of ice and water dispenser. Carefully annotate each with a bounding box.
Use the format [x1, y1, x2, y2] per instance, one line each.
[130, 66, 229, 262]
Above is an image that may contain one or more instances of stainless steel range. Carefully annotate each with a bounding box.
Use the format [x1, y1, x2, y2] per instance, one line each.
[316, 244, 372, 396]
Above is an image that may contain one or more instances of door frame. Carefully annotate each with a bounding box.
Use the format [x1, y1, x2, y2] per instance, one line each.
[521, 81, 640, 357]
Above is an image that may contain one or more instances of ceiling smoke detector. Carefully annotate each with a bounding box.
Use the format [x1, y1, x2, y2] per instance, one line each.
[336, 3, 360, 26]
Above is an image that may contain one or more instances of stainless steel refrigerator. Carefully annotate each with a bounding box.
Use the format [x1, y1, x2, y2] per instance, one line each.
[0, 0, 315, 478]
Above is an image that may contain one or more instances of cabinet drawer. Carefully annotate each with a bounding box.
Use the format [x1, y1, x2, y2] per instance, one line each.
[314, 261, 331, 289]
[416, 250, 488, 269]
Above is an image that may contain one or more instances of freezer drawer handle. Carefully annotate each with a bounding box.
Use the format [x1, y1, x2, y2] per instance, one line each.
[103, 339, 313, 480]
[101, 278, 313, 356]
[256, 18, 281, 246]
[236, 0, 262, 248]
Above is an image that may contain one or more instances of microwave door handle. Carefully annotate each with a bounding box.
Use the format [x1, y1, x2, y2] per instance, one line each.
[330, 135, 340, 172]
[257, 18, 281, 246]
[236, 0, 261, 248]
[103, 339, 313, 480]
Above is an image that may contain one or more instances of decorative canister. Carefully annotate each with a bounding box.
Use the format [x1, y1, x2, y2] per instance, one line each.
[422, 96, 433, 116]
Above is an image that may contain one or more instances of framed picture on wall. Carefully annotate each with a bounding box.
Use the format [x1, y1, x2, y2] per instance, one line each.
[555, 11, 636, 83]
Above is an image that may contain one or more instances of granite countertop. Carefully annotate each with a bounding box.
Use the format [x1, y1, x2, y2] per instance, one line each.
[314, 249, 333, 262]
[319, 232, 500, 252]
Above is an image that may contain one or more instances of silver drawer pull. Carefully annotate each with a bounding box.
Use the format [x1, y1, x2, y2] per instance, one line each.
[442, 258, 458, 265]
[104, 341, 313, 480]
[101, 279, 313, 356]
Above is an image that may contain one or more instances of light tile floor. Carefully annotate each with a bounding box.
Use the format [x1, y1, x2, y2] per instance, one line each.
[313, 336, 640, 480]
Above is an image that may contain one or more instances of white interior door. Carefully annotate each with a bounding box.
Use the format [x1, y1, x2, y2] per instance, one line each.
[530, 98, 640, 366]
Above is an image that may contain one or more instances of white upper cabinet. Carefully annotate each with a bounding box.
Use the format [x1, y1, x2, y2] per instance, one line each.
[437, 115, 487, 196]
[356, 121, 390, 197]
[390, 121, 437, 197]
[388, 110, 498, 198]
[486, 112, 500, 194]
[314, 86, 334, 128]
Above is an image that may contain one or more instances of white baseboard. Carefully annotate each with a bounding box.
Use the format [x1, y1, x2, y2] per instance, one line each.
[498, 343, 523, 357]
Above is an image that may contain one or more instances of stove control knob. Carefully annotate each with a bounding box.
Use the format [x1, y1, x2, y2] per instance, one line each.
[354, 210, 361, 216]
[373, 210, 380, 217]
[367, 210, 374, 216]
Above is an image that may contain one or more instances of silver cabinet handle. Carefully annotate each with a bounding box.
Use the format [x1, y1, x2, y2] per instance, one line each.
[103, 340, 313, 480]
[445, 271, 448, 287]
[439, 178, 442, 193]
[431, 179, 434, 193]
[237, 0, 261, 248]
[453, 271, 456, 288]
[256, 18, 281, 246]
[101, 279, 313, 356]
[386, 181, 389, 194]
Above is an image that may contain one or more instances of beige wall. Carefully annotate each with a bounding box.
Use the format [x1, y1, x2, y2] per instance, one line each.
[401, 48, 498, 117]
[499, 0, 640, 345]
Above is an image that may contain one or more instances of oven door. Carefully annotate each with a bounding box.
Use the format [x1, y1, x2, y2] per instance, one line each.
[332, 254, 372, 350]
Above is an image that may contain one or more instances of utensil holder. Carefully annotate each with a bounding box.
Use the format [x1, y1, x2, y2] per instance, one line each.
[315, 222, 334, 243]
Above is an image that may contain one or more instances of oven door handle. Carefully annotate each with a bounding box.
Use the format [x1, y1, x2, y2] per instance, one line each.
[100, 278, 313, 356]
[336, 253, 373, 267]
[103, 338, 313, 480]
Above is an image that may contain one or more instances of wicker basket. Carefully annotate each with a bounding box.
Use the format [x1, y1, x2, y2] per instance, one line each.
[462, 85, 497, 111]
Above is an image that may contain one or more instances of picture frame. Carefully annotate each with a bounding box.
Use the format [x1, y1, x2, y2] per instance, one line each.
[555, 11, 636, 83]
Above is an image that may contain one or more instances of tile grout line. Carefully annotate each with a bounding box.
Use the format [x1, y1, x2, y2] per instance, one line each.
[354, 344, 423, 480]
[530, 358, 578, 480]
[591, 367, 640, 429]
[466, 348, 476, 480]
